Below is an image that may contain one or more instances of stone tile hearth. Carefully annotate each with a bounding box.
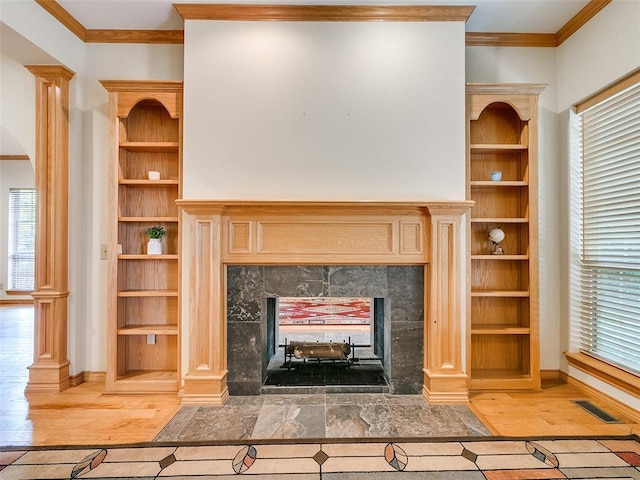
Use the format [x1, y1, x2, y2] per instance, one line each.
[154, 394, 491, 442]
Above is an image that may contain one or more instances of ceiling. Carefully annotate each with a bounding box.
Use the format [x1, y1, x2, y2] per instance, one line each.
[55, 0, 593, 35]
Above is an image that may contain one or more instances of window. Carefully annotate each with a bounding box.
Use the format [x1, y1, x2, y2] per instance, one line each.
[8, 188, 36, 291]
[575, 75, 640, 375]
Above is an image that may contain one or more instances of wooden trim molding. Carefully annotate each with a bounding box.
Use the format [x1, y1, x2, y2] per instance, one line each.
[556, 0, 613, 46]
[576, 68, 640, 113]
[0, 155, 30, 161]
[85, 30, 184, 44]
[466, 32, 557, 48]
[35, 0, 609, 46]
[35, 0, 87, 41]
[565, 351, 640, 398]
[174, 4, 475, 22]
[563, 367, 640, 424]
[69, 371, 107, 387]
[35, 0, 182, 44]
[0, 298, 34, 305]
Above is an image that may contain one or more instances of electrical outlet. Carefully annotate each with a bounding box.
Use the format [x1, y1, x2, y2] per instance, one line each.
[146, 334, 156, 345]
[100, 244, 108, 260]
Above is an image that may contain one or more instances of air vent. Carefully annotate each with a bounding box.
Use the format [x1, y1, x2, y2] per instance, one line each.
[573, 400, 621, 424]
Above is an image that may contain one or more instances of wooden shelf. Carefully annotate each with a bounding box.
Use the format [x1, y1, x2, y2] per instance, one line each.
[470, 181, 528, 187]
[471, 325, 530, 335]
[117, 290, 178, 297]
[118, 216, 179, 223]
[471, 290, 530, 297]
[471, 217, 529, 223]
[118, 254, 178, 260]
[470, 144, 528, 153]
[117, 325, 178, 336]
[119, 179, 179, 186]
[116, 370, 177, 381]
[119, 141, 179, 152]
[471, 255, 529, 260]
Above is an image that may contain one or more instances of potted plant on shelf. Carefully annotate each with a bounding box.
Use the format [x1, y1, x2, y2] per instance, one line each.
[145, 226, 166, 255]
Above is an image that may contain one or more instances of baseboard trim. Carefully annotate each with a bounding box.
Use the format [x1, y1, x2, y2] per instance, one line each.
[69, 371, 107, 387]
[565, 373, 640, 424]
[540, 369, 563, 383]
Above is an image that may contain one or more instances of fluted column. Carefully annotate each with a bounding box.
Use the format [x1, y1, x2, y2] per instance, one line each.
[25, 65, 75, 393]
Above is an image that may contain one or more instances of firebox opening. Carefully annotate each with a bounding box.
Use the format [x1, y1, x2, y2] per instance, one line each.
[263, 296, 387, 391]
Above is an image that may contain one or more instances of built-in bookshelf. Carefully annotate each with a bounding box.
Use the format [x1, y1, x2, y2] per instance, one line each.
[466, 83, 545, 391]
[101, 81, 183, 393]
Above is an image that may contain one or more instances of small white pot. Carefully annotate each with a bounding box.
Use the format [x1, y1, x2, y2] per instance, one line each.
[147, 238, 162, 255]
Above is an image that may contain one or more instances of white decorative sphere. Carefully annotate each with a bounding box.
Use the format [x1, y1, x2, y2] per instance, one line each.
[489, 227, 505, 244]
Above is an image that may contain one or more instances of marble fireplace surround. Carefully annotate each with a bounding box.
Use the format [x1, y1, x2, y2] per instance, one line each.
[177, 200, 472, 406]
[227, 265, 424, 395]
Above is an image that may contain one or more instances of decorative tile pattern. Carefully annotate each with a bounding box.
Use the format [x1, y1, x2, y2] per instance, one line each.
[2, 436, 639, 480]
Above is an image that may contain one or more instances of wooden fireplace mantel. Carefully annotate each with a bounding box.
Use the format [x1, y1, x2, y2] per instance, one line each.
[177, 199, 473, 404]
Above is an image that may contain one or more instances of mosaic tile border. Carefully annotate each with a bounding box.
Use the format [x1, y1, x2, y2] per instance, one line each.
[1, 436, 639, 479]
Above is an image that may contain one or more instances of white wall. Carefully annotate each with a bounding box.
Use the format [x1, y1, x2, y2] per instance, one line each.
[0, 53, 36, 160]
[0, 160, 35, 297]
[183, 20, 467, 201]
[466, 46, 561, 371]
[556, 0, 640, 402]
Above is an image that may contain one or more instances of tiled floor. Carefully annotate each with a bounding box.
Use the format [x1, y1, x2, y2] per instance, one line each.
[154, 394, 491, 442]
[2, 437, 640, 479]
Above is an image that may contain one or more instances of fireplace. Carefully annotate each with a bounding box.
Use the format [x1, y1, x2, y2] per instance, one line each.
[226, 265, 424, 395]
[177, 200, 470, 405]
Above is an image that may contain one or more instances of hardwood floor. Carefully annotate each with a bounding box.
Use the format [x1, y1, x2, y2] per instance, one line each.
[1, 305, 638, 447]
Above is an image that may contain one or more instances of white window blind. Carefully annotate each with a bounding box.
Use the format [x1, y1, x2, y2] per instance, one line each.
[8, 188, 36, 291]
[578, 81, 640, 374]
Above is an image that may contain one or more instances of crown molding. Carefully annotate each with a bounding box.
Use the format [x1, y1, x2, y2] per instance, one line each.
[466, 32, 557, 48]
[35, 0, 87, 41]
[35, 0, 611, 47]
[556, 0, 612, 46]
[25, 64, 75, 81]
[174, 4, 475, 21]
[85, 30, 184, 44]
[35, 0, 182, 44]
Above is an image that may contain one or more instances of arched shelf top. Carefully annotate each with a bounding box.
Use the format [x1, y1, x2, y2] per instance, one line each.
[469, 102, 524, 145]
[118, 94, 180, 119]
[467, 83, 545, 121]
[99, 80, 182, 119]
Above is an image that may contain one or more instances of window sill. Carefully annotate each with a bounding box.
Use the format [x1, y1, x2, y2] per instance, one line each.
[6, 290, 33, 296]
[565, 351, 640, 398]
